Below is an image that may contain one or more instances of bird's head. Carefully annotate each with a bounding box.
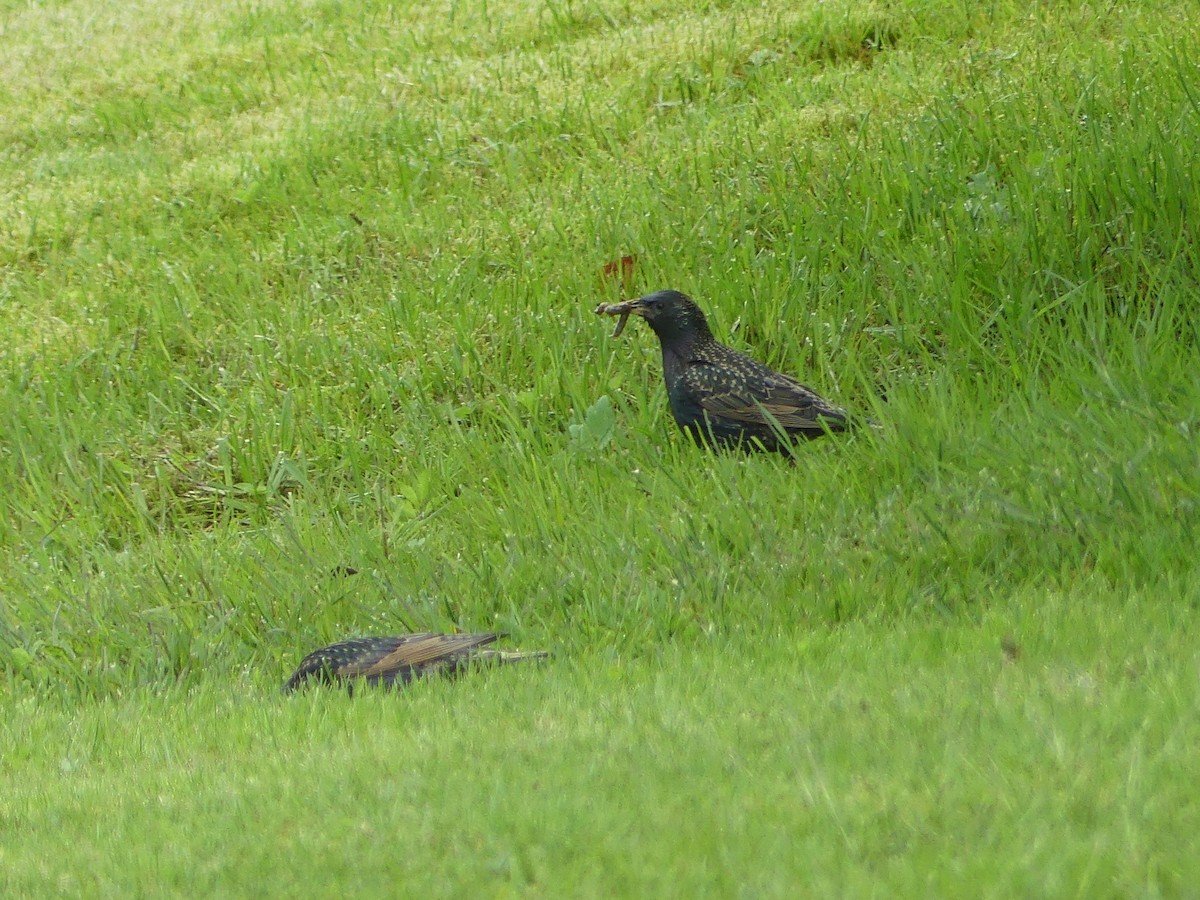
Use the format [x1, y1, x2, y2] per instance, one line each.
[596, 290, 712, 343]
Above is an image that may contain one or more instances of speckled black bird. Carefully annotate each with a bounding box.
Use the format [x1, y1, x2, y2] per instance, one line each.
[283, 633, 548, 693]
[597, 290, 858, 453]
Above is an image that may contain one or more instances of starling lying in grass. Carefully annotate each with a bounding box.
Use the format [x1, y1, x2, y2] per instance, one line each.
[597, 290, 858, 453]
[283, 633, 548, 693]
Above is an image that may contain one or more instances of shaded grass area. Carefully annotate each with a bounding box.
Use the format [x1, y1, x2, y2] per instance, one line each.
[5, 345, 1196, 696]
[2, 0, 1199, 892]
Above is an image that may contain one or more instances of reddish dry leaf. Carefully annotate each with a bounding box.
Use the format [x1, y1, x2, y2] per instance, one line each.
[600, 254, 637, 283]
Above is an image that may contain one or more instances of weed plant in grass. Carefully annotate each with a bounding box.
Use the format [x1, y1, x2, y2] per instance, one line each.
[2, 0, 1199, 894]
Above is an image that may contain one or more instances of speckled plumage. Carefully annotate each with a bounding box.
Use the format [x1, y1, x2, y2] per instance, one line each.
[283, 633, 547, 693]
[598, 290, 856, 453]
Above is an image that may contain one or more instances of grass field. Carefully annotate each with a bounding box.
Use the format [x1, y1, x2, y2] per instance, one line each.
[2, 0, 1199, 894]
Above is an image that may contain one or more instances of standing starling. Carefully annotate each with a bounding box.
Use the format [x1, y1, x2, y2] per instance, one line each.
[597, 290, 858, 453]
[283, 632, 548, 693]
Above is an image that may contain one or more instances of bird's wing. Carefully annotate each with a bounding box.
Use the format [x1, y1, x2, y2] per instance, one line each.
[284, 636, 403, 690]
[685, 361, 847, 431]
[355, 632, 500, 678]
